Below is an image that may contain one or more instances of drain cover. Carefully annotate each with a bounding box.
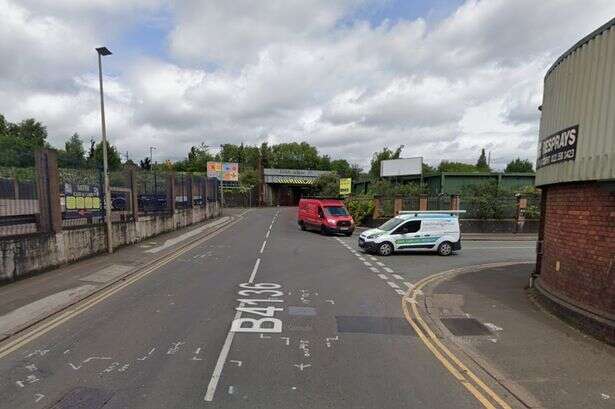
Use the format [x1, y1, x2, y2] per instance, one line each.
[336, 316, 414, 335]
[288, 306, 317, 316]
[49, 387, 113, 409]
[440, 318, 491, 336]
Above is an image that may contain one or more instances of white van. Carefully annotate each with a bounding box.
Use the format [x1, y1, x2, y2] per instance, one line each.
[358, 211, 463, 256]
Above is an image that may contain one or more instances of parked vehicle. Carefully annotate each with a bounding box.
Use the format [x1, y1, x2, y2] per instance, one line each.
[358, 211, 463, 256]
[298, 198, 355, 236]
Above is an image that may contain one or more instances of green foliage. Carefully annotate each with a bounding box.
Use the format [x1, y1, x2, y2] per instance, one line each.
[505, 158, 534, 173]
[369, 146, 402, 179]
[312, 173, 340, 197]
[58, 133, 86, 168]
[174, 143, 215, 172]
[437, 161, 480, 173]
[0, 114, 49, 167]
[422, 162, 436, 174]
[476, 148, 490, 171]
[368, 179, 425, 197]
[269, 142, 322, 169]
[88, 140, 122, 171]
[461, 181, 516, 219]
[239, 168, 259, 187]
[345, 196, 374, 225]
[139, 157, 152, 170]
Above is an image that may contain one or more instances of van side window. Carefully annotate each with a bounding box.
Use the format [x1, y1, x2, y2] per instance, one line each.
[393, 220, 421, 234]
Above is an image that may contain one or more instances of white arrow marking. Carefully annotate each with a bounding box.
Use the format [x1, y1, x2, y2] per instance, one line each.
[35, 393, 45, 402]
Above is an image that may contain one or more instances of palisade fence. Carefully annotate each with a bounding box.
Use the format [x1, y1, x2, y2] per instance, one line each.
[0, 150, 222, 238]
[222, 187, 257, 208]
[0, 167, 39, 236]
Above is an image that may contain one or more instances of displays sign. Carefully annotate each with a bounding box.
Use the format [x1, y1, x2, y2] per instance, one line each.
[537, 125, 579, 169]
[380, 157, 422, 177]
[207, 161, 239, 181]
[339, 178, 352, 195]
[61, 183, 101, 211]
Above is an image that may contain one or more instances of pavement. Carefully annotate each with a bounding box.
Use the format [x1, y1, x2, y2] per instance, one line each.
[424, 263, 615, 409]
[0, 206, 596, 409]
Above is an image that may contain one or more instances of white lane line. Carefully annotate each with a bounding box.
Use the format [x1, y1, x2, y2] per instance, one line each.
[265, 230, 270, 239]
[387, 281, 400, 289]
[357, 257, 366, 261]
[260, 241, 267, 254]
[205, 256, 261, 401]
[205, 306, 243, 401]
[395, 289, 406, 295]
[392, 274, 404, 280]
[363, 261, 372, 266]
[383, 267, 394, 273]
[248, 258, 261, 284]
[376, 262, 386, 267]
[378, 274, 388, 280]
[404, 282, 415, 289]
[369, 256, 378, 261]
[369, 267, 379, 273]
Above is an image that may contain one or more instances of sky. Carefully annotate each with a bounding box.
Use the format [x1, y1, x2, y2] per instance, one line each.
[1, 0, 614, 171]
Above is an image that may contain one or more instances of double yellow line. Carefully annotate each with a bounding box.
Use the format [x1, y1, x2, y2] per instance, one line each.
[402, 271, 513, 409]
[0, 212, 249, 360]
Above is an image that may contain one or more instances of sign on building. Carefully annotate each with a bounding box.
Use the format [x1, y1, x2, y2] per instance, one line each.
[339, 178, 352, 195]
[536, 125, 579, 169]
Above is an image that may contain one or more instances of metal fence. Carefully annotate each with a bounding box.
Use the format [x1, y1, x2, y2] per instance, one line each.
[402, 196, 420, 211]
[223, 188, 256, 208]
[0, 167, 39, 236]
[136, 170, 168, 215]
[459, 196, 518, 219]
[59, 168, 105, 228]
[427, 195, 451, 211]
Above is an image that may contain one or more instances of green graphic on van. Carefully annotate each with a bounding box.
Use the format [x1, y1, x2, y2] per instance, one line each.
[395, 237, 440, 245]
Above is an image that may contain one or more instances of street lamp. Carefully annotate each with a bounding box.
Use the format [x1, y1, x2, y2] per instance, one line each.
[96, 46, 113, 254]
[149, 146, 156, 164]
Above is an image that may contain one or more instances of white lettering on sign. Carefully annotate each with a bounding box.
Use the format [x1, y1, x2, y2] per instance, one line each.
[231, 282, 284, 333]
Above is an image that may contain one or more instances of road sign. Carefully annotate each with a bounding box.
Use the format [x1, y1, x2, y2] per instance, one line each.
[339, 178, 352, 195]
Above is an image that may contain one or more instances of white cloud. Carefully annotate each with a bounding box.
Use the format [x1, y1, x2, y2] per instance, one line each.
[1, 0, 615, 169]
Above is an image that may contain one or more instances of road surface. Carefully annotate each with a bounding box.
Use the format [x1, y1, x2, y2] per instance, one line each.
[0, 208, 534, 408]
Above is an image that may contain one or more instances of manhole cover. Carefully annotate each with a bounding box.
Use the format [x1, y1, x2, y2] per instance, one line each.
[336, 316, 414, 335]
[49, 387, 113, 409]
[440, 318, 491, 336]
[288, 306, 317, 316]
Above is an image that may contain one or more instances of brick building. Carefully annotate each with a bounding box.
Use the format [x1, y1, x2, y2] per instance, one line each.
[535, 18, 615, 343]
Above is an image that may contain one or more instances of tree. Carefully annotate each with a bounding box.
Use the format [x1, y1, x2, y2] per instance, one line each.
[312, 173, 340, 197]
[368, 146, 403, 179]
[139, 157, 152, 170]
[330, 159, 353, 178]
[58, 133, 86, 168]
[0, 115, 49, 167]
[239, 168, 259, 187]
[437, 161, 479, 173]
[476, 148, 491, 172]
[269, 142, 322, 169]
[422, 162, 436, 174]
[88, 140, 122, 171]
[505, 158, 534, 173]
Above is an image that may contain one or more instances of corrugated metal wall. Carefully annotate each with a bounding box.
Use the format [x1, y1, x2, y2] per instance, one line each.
[537, 20, 615, 186]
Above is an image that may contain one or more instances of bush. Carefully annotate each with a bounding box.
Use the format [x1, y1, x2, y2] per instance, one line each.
[461, 181, 516, 219]
[345, 196, 374, 225]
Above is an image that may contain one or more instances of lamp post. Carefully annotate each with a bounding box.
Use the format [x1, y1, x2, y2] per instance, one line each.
[149, 146, 156, 165]
[96, 46, 113, 254]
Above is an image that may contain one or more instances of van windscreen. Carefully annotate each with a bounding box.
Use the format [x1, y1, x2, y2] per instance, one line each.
[324, 206, 348, 216]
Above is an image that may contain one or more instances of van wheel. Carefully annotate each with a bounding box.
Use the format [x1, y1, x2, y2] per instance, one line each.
[299, 221, 306, 231]
[437, 241, 453, 256]
[320, 225, 329, 236]
[377, 242, 394, 256]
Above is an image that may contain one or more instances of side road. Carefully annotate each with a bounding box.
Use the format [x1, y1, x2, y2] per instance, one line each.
[417, 263, 615, 409]
[0, 209, 247, 342]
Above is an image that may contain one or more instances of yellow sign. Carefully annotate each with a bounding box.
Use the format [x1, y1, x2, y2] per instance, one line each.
[339, 178, 352, 195]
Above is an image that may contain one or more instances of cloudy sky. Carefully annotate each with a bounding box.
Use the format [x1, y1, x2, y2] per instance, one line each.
[1, 1, 614, 170]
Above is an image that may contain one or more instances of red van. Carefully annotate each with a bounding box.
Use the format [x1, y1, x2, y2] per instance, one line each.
[298, 198, 355, 236]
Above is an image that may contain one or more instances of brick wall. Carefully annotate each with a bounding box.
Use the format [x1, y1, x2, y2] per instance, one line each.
[540, 182, 615, 317]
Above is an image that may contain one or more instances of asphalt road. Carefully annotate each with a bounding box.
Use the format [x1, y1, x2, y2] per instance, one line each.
[0, 208, 535, 409]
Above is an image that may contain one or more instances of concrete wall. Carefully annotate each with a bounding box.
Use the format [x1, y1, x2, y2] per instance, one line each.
[0, 202, 221, 283]
[538, 182, 615, 318]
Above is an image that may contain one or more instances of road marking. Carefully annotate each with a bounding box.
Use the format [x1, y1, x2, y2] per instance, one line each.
[392, 274, 404, 280]
[383, 267, 394, 273]
[363, 261, 372, 266]
[376, 261, 386, 267]
[369, 267, 379, 273]
[377, 274, 388, 280]
[387, 281, 400, 289]
[404, 282, 415, 289]
[357, 257, 366, 261]
[401, 264, 526, 409]
[248, 258, 261, 284]
[260, 240, 267, 254]
[369, 256, 378, 261]
[265, 230, 270, 238]
[0, 215, 245, 361]
[395, 289, 406, 295]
